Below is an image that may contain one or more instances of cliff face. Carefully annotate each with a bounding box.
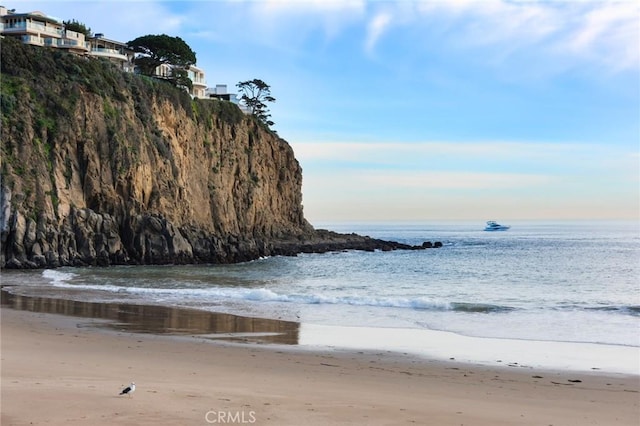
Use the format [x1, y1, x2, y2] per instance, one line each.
[1, 38, 429, 269]
[1, 38, 315, 267]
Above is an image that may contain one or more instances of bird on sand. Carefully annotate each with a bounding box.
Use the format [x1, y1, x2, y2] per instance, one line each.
[119, 382, 135, 397]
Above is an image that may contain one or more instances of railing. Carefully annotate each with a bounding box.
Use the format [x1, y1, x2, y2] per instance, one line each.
[2, 21, 63, 37]
[43, 38, 89, 50]
[91, 47, 119, 55]
[90, 47, 128, 60]
[61, 39, 88, 49]
[188, 72, 206, 85]
[20, 34, 44, 45]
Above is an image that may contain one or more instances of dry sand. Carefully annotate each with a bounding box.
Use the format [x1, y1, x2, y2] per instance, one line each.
[1, 307, 638, 426]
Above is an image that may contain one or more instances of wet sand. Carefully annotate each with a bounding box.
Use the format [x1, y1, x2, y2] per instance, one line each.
[1, 296, 639, 425]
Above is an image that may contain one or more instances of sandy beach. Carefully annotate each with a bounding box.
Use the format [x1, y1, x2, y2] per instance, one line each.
[1, 306, 639, 426]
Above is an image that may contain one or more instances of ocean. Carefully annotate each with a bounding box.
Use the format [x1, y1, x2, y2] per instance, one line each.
[2, 221, 639, 373]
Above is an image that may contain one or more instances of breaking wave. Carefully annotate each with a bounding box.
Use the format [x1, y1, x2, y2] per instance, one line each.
[42, 269, 77, 284]
[42, 270, 515, 313]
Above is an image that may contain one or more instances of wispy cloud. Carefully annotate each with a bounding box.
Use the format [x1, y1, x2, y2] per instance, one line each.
[559, 2, 639, 71]
[22, 0, 637, 74]
[415, 0, 639, 73]
[256, 0, 365, 14]
[419, 0, 560, 46]
[203, 0, 638, 79]
[355, 170, 552, 190]
[365, 11, 392, 54]
[293, 140, 639, 209]
[293, 140, 636, 169]
[300, 168, 558, 221]
[247, 0, 365, 44]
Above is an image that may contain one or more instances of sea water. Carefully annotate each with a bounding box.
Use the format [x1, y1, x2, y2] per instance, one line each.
[3, 221, 639, 373]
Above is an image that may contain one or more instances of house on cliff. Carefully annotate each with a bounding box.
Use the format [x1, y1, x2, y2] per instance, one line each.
[86, 33, 135, 73]
[155, 61, 208, 99]
[0, 5, 209, 99]
[0, 6, 89, 55]
[206, 84, 251, 114]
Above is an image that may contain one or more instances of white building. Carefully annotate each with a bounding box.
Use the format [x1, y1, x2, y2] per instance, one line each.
[186, 64, 207, 98]
[153, 63, 206, 98]
[0, 6, 88, 54]
[87, 33, 135, 72]
[206, 84, 250, 113]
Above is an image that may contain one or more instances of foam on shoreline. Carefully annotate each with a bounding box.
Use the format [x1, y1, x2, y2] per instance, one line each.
[2, 288, 638, 376]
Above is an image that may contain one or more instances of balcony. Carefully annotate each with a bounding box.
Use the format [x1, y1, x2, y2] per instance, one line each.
[90, 47, 129, 61]
[19, 34, 44, 46]
[192, 80, 207, 88]
[45, 37, 89, 52]
[188, 72, 207, 87]
[2, 21, 63, 37]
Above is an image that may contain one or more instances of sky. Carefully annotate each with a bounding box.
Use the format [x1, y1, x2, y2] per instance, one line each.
[15, 0, 640, 223]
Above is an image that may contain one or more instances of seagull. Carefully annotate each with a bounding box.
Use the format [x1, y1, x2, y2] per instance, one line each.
[119, 382, 135, 397]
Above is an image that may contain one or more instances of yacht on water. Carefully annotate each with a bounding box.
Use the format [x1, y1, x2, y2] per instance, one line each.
[484, 220, 510, 231]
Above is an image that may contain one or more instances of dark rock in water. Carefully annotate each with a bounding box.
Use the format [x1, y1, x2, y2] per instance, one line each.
[421, 241, 444, 249]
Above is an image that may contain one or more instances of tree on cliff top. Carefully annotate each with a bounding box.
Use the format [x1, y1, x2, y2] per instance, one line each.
[63, 19, 91, 37]
[127, 34, 196, 89]
[237, 79, 276, 127]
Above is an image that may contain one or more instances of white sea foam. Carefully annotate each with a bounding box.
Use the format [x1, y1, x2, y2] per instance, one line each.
[43, 270, 632, 320]
[42, 269, 77, 284]
[47, 279, 456, 311]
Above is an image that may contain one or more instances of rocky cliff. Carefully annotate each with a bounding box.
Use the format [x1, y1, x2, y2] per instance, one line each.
[0, 38, 427, 269]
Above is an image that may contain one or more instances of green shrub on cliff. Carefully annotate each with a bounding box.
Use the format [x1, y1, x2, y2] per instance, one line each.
[127, 34, 197, 90]
[0, 37, 201, 117]
[63, 19, 92, 37]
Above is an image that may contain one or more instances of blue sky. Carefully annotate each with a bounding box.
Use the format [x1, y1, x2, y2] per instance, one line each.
[17, 1, 640, 222]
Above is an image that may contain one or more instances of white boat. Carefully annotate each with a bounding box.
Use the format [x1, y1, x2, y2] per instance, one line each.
[484, 220, 510, 231]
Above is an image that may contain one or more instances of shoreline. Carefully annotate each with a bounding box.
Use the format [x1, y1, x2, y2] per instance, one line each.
[2, 293, 639, 425]
[2, 287, 638, 375]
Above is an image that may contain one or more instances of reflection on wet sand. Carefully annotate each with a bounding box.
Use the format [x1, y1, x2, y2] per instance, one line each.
[0, 289, 299, 345]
